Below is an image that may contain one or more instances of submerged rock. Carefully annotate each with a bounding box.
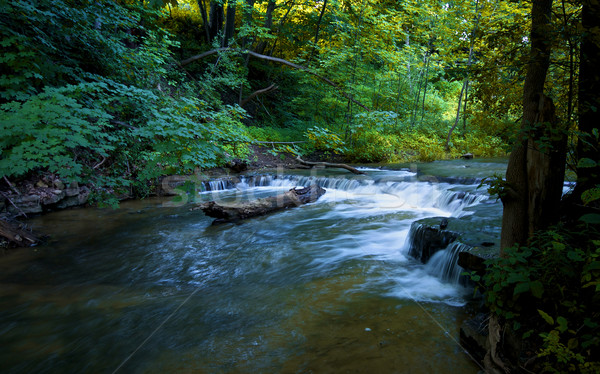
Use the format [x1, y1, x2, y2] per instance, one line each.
[407, 219, 459, 263]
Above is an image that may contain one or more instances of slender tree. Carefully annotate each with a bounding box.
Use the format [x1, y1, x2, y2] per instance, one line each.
[500, 0, 567, 251]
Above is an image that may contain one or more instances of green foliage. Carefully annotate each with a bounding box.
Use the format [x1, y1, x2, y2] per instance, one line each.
[305, 126, 347, 154]
[474, 226, 600, 372]
[0, 85, 115, 181]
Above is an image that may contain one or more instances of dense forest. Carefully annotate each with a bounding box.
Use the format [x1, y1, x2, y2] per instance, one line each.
[1, 0, 599, 372]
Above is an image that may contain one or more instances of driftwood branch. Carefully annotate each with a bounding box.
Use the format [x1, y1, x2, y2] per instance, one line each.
[0, 191, 27, 218]
[3, 176, 20, 195]
[295, 156, 364, 175]
[0, 219, 40, 247]
[180, 48, 370, 111]
[240, 83, 278, 107]
[193, 185, 325, 223]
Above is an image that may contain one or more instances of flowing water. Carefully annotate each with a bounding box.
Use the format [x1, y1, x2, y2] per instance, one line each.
[0, 160, 505, 373]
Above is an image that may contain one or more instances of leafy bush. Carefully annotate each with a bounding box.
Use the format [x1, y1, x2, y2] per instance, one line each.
[305, 126, 347, 154]
[473, 226, 600, 372]
[0, 85, 115, 180]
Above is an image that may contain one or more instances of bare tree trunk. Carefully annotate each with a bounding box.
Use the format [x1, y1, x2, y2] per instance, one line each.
[209, 0, 224, 42]
[268, 0, 296, 57]
[420, 54, 431, 122]
[310, 0, 328, 60]
[445, 79, 466, 151]
[462, 80, 469, 131]
[222, 1, 236, 47]
[500, 0, 559, 252]
[445, 0, 480, 150]
[197, 0, 211, 43]
[255, 0, 276, 54]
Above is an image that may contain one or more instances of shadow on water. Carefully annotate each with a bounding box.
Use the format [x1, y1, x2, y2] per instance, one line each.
[0, 161, 507, 373]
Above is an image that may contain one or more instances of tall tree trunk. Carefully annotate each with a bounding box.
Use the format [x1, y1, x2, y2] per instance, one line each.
[445, 79, 467, 150]
[462, 80, 469, 131]
[197, 0, 211, 43]
[500, 0, 565, 252]
[572, 0, 600, 203]
[419, 54, 431, 122]
[310, 0, 328, 60]
[445, 0, 480, 150]
[209, 1, 224, 42]
[268, 0, 296, 57]
[255, 0, 276, 54]
[222, 1, 236, 47]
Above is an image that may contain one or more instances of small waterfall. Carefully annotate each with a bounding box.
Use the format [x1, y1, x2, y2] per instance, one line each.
[435, 190, 487, 217]
[425, 242, 472, 286]
[405, 221, 459, 263]
[195, 174, 488, 218]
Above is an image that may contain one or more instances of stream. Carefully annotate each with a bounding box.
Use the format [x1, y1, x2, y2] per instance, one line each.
[0, 159, 507, 373]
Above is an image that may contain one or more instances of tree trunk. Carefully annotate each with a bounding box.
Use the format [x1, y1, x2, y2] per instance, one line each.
[310, 0, 328, 60]
[197, 0, 211, 43]
[268, 0, 296, 57]
[572, 0, 600, 204]
[500, 0, 561, 252]
[445, 79, 467, 151]
[209, 1, 224, 42]
[222, 1, 236, 47]
[255, 0, 276, 54]
[195, 185, 326, 223]
[445, 0, 480, 150]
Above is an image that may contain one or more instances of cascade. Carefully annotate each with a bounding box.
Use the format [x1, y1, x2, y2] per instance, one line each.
[425, 242, 472, 286]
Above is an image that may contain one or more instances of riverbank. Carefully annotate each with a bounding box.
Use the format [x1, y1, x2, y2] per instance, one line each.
[0, 144, 349, 247]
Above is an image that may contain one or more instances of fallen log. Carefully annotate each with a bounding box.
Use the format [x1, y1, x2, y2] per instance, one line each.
[295, 157, 365, 175]
[194, 185, 325, 223]
[0, 219, 40, 247]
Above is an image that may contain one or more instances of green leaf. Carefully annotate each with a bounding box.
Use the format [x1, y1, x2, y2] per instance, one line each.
[556, 316, 568, 333]
[582, 187, 600, 205]
[577, 158, 597, 168]
[538, 309, 554, 325]
[579, 213, 600, 225]
[513, 282, 530, 296]
[530, 280, 544, 298]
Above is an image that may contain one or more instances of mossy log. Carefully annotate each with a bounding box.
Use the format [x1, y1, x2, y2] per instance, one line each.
[195, 185, 326, 223]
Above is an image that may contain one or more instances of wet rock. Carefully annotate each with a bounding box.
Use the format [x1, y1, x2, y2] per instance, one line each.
[53, 180, 65, 190]
[56, 187, 89, 209]
[227, 159, 248, 173]
[407, 220, 459, 263]
[42, 190, 65, 205]
[35, 181, 49, 188]
[10, 195, 42, 214]
[65, 181, 79, 197]
[461, 153, 474, 159]
[460, 313, 488, 365]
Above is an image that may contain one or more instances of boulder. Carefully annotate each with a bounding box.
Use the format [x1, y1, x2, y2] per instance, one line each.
[10, 195, 42, 214]
[42, 190, 66, 205]
[407, 219, 459, 263]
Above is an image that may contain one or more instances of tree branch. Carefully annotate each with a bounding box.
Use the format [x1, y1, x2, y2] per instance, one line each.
[240, 83, 278, 107]
[180, 48, 371, 111]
